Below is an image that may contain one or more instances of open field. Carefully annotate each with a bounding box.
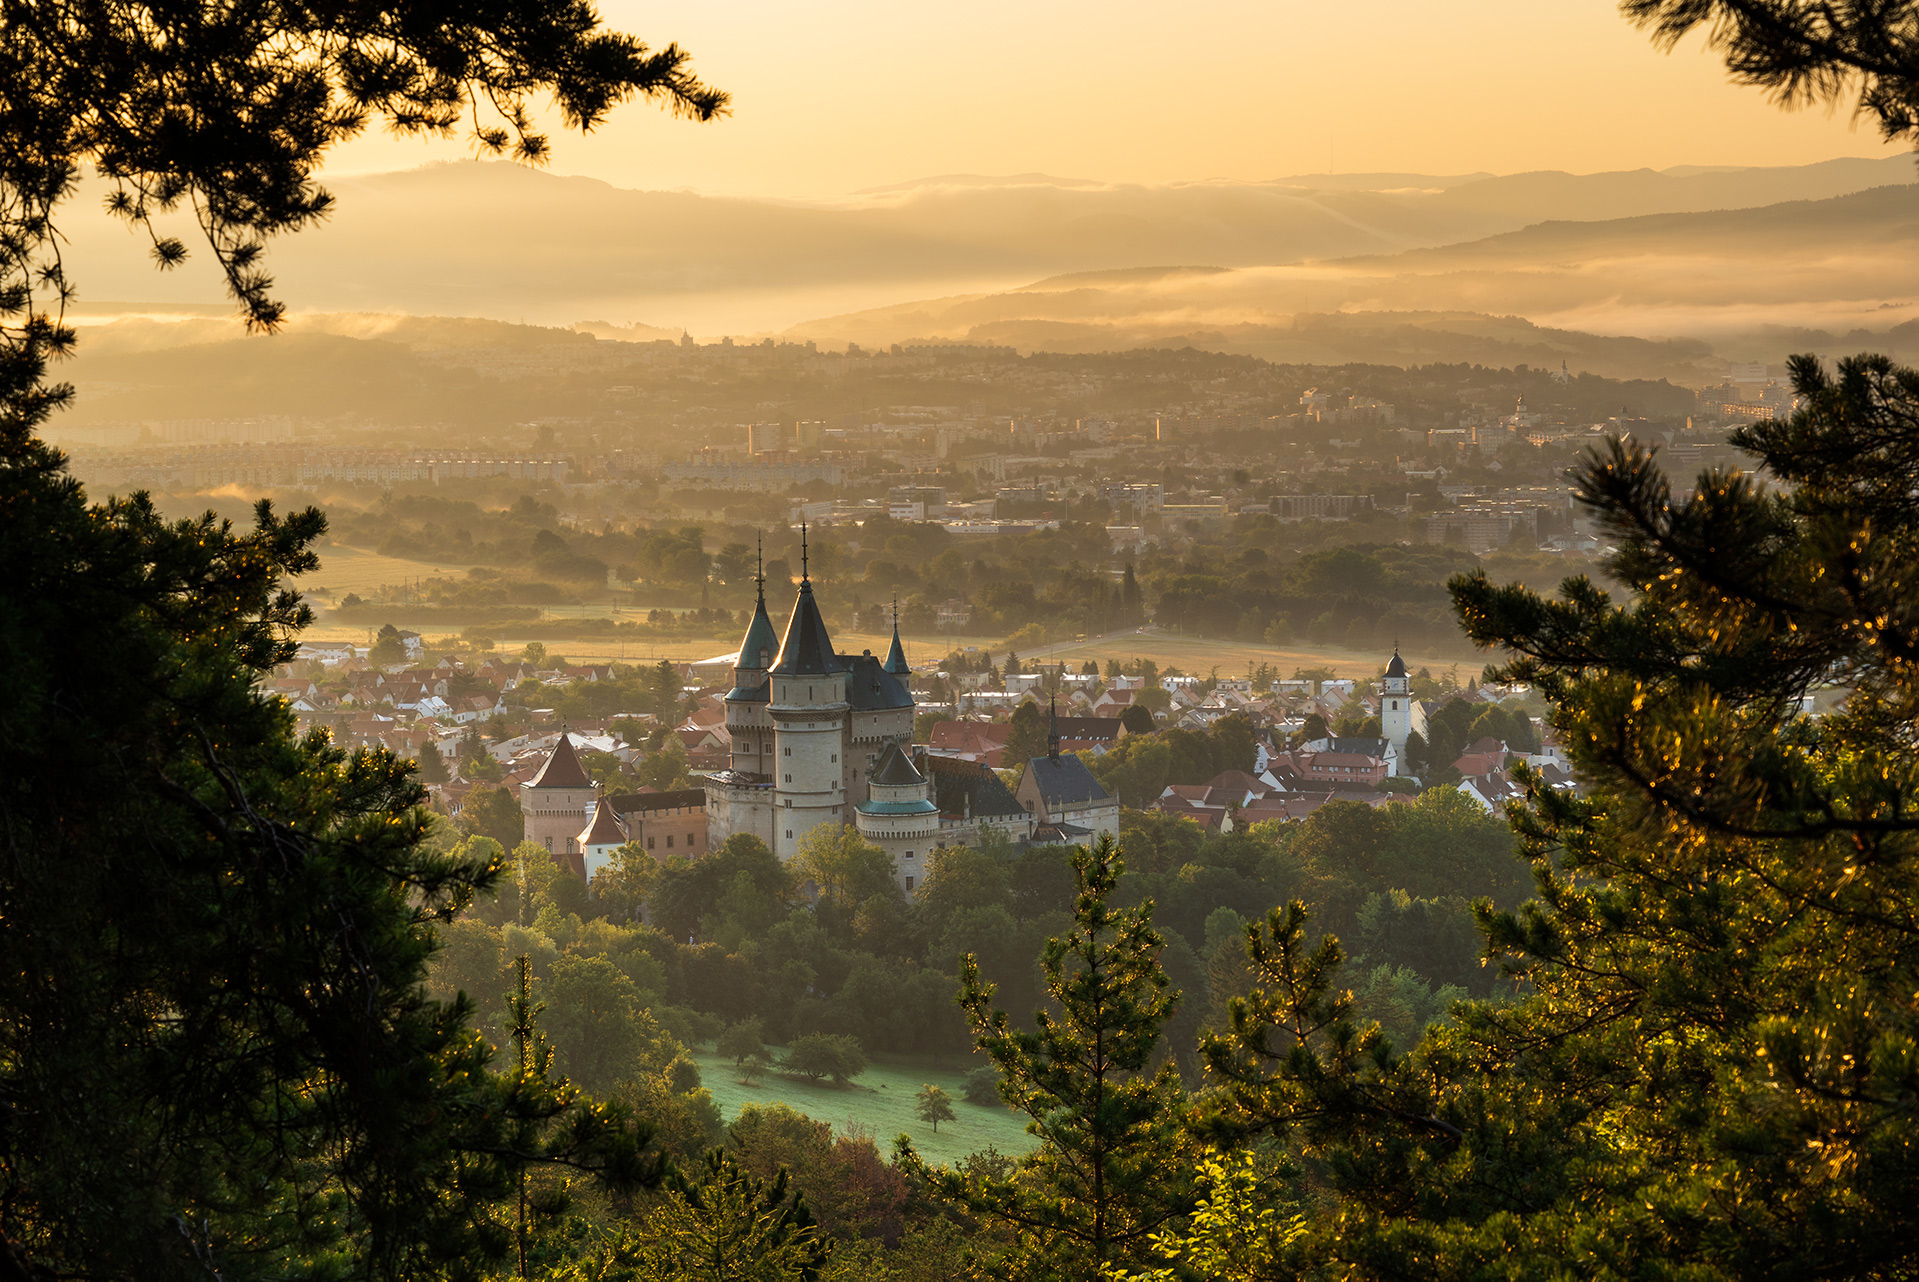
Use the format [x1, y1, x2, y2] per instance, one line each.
[300, 543, 482, 603]
[995, 625, 1489, 682]
[690, 1046, 1037, 1168]
[293, 542, 1489, 679]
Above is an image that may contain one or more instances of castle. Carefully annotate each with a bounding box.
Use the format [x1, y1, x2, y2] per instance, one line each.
[704, 538, 919, 863]
[705, 537, 1061, 891]
[519, 533, 1114, 894]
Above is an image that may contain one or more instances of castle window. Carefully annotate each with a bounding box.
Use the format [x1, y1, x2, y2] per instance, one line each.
[647, 837, 655, 850]
[831, 753, 838, 763]
[786, 829, 793, 839]
[783, 746, 791, 757]
[666, 835, 674, 848]
[904, 876, 914, 891]
[784, 774, 791, 783]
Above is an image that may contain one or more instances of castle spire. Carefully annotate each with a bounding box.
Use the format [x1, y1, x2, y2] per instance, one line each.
[755, 531, 766, 608]
[883, 593, 910, 675]
[800, 522, 809, 583]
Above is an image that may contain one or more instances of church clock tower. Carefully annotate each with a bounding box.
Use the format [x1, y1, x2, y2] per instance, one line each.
[1382, 647, 1412, 754]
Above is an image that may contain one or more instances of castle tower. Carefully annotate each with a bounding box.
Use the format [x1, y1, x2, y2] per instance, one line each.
[1381, 647, 1412, 755]
[855, 742, 939, 895]
[521, 731, 596, 876]
[767, 528, 849, 861]
[725, 536, 779, 776]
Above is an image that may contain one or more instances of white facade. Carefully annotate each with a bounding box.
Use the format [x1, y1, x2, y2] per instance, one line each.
[705, 562, 915, 862]
[1381, 648, 1412, 757]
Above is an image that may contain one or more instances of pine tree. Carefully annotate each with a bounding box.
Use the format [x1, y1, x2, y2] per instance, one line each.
[1193, 353, 1919, 1277]
[911, 833, 1191, 1280]
[0, 8, 716, 1272]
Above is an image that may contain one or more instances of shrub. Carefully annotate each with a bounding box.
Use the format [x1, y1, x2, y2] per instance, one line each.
[962, 1065, 1003, 1107]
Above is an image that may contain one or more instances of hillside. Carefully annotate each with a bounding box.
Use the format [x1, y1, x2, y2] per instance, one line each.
[777, 184, 1919, 369]
[50, 157, 1916, 336]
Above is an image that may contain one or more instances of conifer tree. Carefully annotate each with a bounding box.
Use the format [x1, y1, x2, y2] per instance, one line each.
[912, 833, 1191, 1280]
[0, 4, 719, 1276]
[1193, 353, 1919, 1277]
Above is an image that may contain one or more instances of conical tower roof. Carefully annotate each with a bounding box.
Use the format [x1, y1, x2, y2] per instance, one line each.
[529, 732, 591, 789]
[883, 606, 909, 676]
[578, 795, 627, 848]
[771, 526, 840, 676]
[737, 577, 779, 672]
[870, 740, 925, 786]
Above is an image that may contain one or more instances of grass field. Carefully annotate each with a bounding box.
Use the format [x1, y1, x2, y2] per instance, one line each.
[690, 1046, 1037, 1168]
[293, 542, 1489, 680]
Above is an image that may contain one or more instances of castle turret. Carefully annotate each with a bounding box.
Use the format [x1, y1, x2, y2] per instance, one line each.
[726, 538, 780, 776]
[521, 731, 596, 876]
[855, 742, 939, 894]
[883, 598, 910, 677]
[767, 528, 849, 861]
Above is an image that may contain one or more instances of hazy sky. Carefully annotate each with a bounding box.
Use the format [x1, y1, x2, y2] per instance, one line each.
[325, 0, 1910, 198]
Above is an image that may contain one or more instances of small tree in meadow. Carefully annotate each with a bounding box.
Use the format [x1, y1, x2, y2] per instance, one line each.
[718, 1018, 765, 1067]
[915, 1084, 956, 1133]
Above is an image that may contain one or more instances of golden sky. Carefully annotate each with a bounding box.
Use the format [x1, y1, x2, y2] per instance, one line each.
[335, 1, 1909, 198]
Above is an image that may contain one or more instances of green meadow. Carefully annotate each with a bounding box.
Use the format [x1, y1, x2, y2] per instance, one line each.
[689, 1046, 1039, 1169]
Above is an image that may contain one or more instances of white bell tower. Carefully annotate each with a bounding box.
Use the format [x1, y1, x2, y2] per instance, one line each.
[1381, 647, 1412, 754]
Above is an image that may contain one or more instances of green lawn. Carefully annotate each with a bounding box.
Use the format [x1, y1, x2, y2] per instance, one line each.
[690, 1046, 1038, 1168]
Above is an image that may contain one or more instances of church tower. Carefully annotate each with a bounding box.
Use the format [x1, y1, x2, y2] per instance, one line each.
[1381, 647, 1412, 754]
[767, 528, 849, 861]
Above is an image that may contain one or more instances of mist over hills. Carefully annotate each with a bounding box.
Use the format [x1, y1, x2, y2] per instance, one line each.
[775, 183, 1919, 373]
[58, 156, 1915, 339]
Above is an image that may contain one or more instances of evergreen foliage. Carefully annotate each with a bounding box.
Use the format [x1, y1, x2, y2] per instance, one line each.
[1191, 353, 1919, 1277]
[918, 834, 1193, 1280]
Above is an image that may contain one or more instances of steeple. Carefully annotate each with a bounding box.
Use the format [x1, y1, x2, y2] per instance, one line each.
[732, 531, 779, 681]
[883, 594, 909, 675]
[771, 523, 840, 676]
[1384, 646, 1408, 681]
[1047, 696, 1060, 760]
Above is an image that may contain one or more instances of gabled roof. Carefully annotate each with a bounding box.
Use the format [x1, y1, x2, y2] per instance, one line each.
[528, 733, 592, 789]
[840, 652, 914, 711]
[606, 788, 709, 815]
[870, 741, 925, 787]
[925, 754, 1027, 819]
[1024, 753, 1113, 807]
[771, 578, 840, 676]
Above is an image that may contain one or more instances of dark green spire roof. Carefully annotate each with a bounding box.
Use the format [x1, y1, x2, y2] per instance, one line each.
[736, 560, 778, 672]
[883, 620, 909, 675]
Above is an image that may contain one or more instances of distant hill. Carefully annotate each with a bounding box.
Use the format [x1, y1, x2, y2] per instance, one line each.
[52, 157, 1917, 336]
[776, 184, 1919, 371]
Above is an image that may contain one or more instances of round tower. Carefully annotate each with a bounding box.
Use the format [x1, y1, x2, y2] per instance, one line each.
[767, 531, 849, 861]
[725, 538, 779, 776]
[855, 742, 939, 894]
